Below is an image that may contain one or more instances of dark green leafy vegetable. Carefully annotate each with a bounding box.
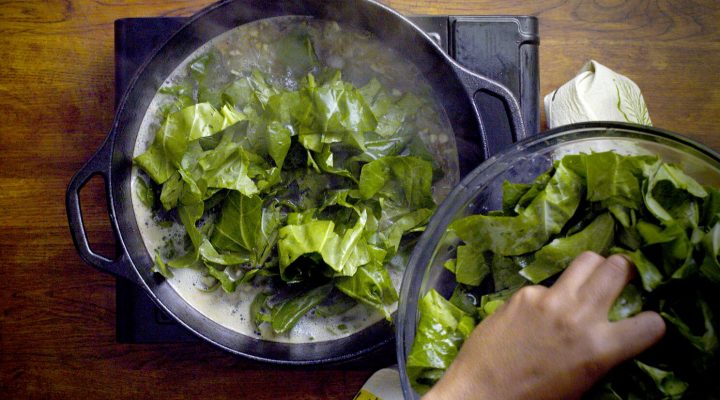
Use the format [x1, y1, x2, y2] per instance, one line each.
[134, 30, 445, 337]
[452, 245, 490, 286]
[410, 151, 720, 398]
[634, 361, 689, 399]
[134, 177, 155, 208]
[407, 289, 475, 394]
[520, 213, 615, 284]
[450, 160, 583, 255]
[271, 283, 334, 334]
[335, 256, 398, 320]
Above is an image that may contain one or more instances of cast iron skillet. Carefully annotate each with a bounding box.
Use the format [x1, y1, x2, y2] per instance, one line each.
[66, 0, 527, 364]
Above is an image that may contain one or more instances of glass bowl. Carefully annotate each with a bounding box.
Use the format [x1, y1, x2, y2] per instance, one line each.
[395, 121, 720, 399]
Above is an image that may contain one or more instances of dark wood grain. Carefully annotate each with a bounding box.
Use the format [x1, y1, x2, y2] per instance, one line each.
[2, 1, 719, 399]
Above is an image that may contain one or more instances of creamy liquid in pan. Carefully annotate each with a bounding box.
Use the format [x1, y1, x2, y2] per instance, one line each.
[131, 17, 458, 343]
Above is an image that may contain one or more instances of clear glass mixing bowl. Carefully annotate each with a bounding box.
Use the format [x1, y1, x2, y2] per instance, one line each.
[395, 121, 720, 399]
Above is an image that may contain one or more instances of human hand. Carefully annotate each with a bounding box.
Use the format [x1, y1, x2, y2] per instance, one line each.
[422, 252, 666, 400]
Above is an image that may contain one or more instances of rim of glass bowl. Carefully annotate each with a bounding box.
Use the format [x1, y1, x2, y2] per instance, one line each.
[395, 121, 720, 399]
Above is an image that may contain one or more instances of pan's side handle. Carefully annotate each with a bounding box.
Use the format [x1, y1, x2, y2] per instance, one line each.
[453, 65, 528, 158]
[66, 136, 139, 284]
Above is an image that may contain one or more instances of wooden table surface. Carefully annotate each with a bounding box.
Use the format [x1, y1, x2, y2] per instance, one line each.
[2, 1, 718, 399]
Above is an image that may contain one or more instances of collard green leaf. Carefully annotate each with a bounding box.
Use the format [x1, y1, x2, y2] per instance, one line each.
[608, 284, 642, 322]
[211, 192, 261, 251]
[205, 264, 238, 293]
[644, 162, 707, 225]
[407, 290, 472, 372]
[492, 254, 526, 291]
[273, 28, 319, 76]
[134, 103, 240, 184]
[612, 247, 664, 292]
[513, 169, 553, 213]
[278, 212, 370, 280]
[636, 220, 684, 246]
[199, 239, 249, 266]
[661, 299, 718, 354]
[151, 250, 173, 278]
[449, 285, 479, 316]
[478, 287, 518, 319]
[134, 176, 156, 208]
[199, 136, 259, 196]
[501, 180, 532, 215]
[335, 254, 397, 320]
[453, 245, 490, 286]
[451, 161, 583, 256]
[270, 283, 333, 334]
[251, 292, 272, 328]
[584, 151, 645, 209]
[178, 202, 204, 249]
[701, 186, 720, 227]
[314, 71, 377, 144]
[377, 205, 433, 256]
[634, 361, 689, 399]
[700, 222, 720, 283]
[265, 120, 292, 169]
[358, 156, 434, 209]
[521, 213, 615, 284]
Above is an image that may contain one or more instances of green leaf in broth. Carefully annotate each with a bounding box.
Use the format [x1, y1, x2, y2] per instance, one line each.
[358, 155, 434, 209]
[160, 171, 183, 210]
[134, 55, 443, 338]
[251, 292, 272, 329]
[375, 200, 433, 257]
[151, 250, 173, 278]
[265, 120, 292, 169]
[188, 50, 228, 107]
[134, 176, 156, 209]
[178, 202, 204, 249]
[277, 212, 370, 280]
[199, 239, 249, 266]
[210, 191, 261, 252]
[270, 283, 334, 334]
[273, 27, 319, 76]
[134, 103, 241, 184]
[205, 263, 237, 293]
[335, 252, 397, 320]
[313, 70, 376, 147]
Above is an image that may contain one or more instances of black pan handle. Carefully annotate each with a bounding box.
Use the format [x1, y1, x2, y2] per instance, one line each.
[453, 64, 528, 158]
[66, 136, 139, 284]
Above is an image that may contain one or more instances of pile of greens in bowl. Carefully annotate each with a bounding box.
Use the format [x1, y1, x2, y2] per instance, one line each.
[133, 33, 451, 336]
[408, 151, 720, 399]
